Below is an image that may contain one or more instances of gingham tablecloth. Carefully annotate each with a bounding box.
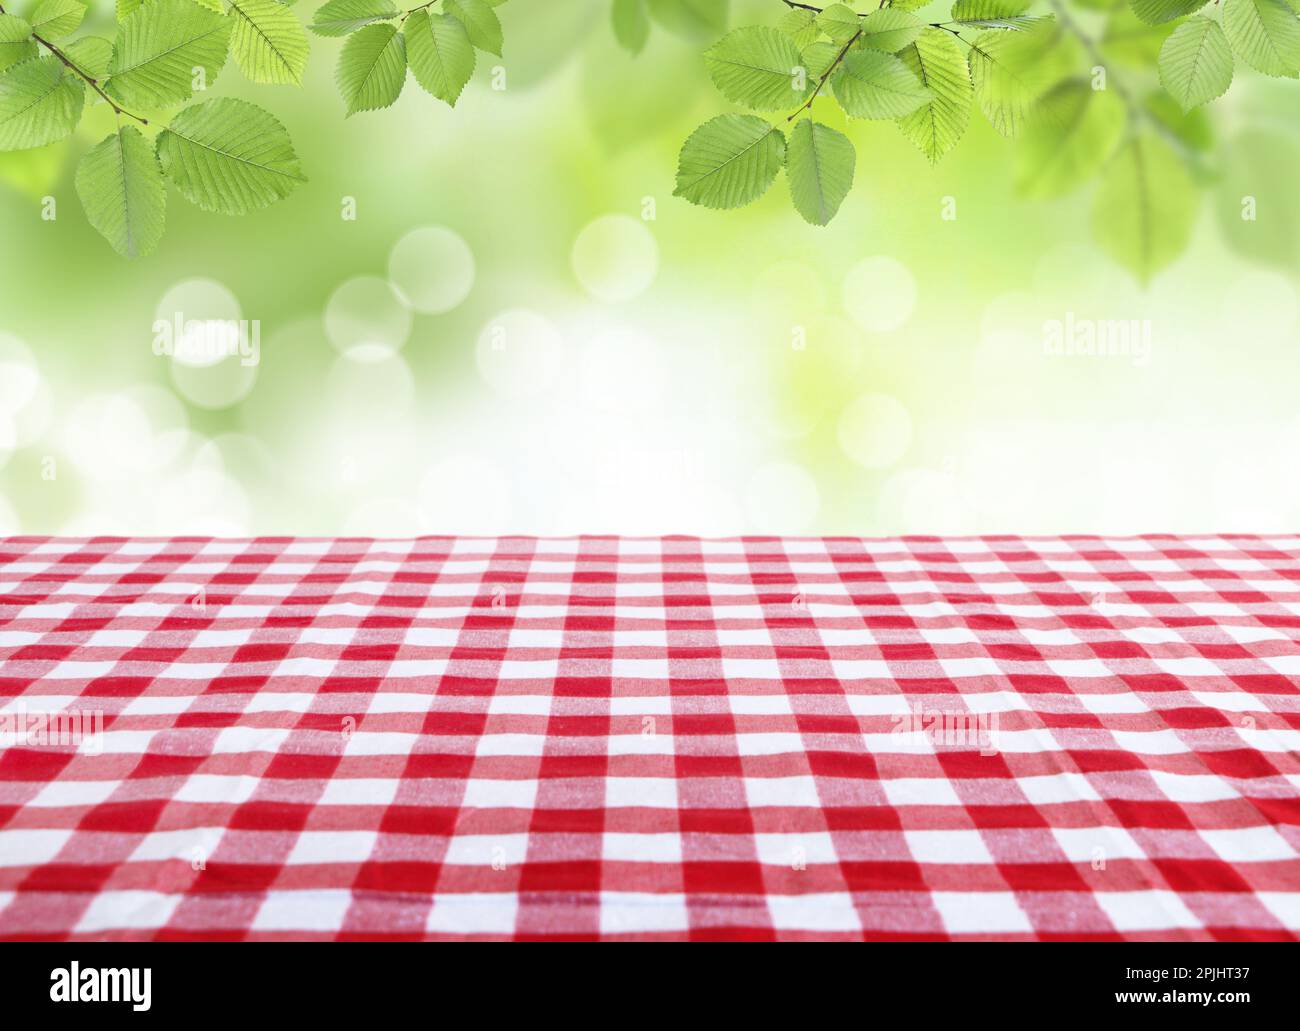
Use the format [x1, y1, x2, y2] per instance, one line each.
[0, 535, 1298, 941]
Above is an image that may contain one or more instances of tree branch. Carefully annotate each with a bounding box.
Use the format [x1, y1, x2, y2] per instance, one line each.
[0, 1, 149, 125]
[787, 26, 864, 122]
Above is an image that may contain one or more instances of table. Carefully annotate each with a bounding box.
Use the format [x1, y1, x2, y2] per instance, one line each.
[1, 535, 1297, 940]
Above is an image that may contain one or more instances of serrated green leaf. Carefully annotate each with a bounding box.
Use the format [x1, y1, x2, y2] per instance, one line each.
[406, 9, 475, 105]
[969, 19, 1078, 136]
[1158, 15, 1233, 111]
[611, 0, 650, 54]
[1215, 128, 1300, 268]
[816, 3, 860, 43]
[886, 0, 930, 10]
[107, 0, 231, 109]
[674, 112, 785, 209]
[75, 125, 166, 258]
[156, 96, 305, 214]
[1101, 8, 1177, 65]
[1222, 0, 1300, 76]
[336, 22, 404, 115]
[309, 0, 398, 37]
[1092, 131, 1198, 283]
[27, 0, 84, 40]
[1015, 79, 1125, 197]
[952, 0, 1031, 19]
[446, 0, 502, 56]
[857, 10, 924, 53]
[647, 0, 729, 42]
[897, 28, 972, 164]
[117, 0, 224, 18]
[0, 54, 83, 151]
[64, 36, 113, 80]
[1130, 0, 1210, 25]
[786, 117, 854, 225]
[777, 7, 819, 49]
[801, 39, 839, 80]
[229, 0, 310, 85]
[1145, 88, 1212, 150]
[0, 14, 36, 75]
[705, 26, 807, 111]
[831, 47, 931, 118]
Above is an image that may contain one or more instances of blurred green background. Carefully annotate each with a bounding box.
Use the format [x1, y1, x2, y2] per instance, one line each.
[1, 0, 1299, 537]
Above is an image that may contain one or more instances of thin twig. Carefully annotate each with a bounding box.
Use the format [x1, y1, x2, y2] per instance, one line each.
[0, 1, 149, 125]
[787, 27, 863, 122]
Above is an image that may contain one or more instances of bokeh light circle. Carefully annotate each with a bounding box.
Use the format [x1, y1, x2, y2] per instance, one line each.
[170, 355, 258, 409]
[388, 226, 476, 314]
[155, 278, 243, 368]
[571, 214, 659, 303]
[837, 393, 912, 470]
[843, 256, 917, 332]
[475, 309, 566, 398]
[325, 275, 412, 356]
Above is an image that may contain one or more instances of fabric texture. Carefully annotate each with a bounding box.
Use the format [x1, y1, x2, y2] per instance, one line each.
[0, 535, 1297, 941]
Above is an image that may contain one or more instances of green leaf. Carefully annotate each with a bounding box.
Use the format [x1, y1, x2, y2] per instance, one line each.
[118, 0, 224, 17]
[1130, 0, 1210, 25]
[897, 27, 973, 164]
[1145, 87, 1212, 150]
[446, 0, 503, 56]
[27, 0, 85, 40]
[1015, 79, 1125, 197]
[611, 0, 650, 54]
[0, 54, 83, 151]
[64, 36, 114, 80]
[107, 0, 231, 110]
[831, 47, 931, 119]
[309, 0, 398, 37]
[674, 112, 785, 209]
[1215, 128, 1300, 269]
[647, 0, 729, 42]
[857, 10, 925, 53]
[950, 0, 1034, 29]
[1101, 8, 1178, 66]
[1158, 15, 1233, 111]
[705, 26, 807, 111]
[406, 9, 475, 105]
[156, 96, 306, 214]
[75, 125, 166, 258]
[786, 117, 854, 225]
[777, 7, 819, 49]
[969, 19, 1078, 136]
[336, 22, 405, 115]
[816, 3, 860, 43]
[0, 14, 36, 75]
[801, 40, 839, 80]
[228, 0, 310, 85]
[886, 0, 931, 10]
[1091, 131, 1198, 283]
[1222, 0, 1300, 77]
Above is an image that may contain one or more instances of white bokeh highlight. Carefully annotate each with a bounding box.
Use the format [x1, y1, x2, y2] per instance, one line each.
[388, 226, 476, 314]
[843, 256, 917, 332]
[571, 215, 658, 303]
[325, 276, 412, 357]
[837, 393, 912, 470]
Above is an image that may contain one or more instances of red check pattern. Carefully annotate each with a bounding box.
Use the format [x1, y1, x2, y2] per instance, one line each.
[0, 535, 1298, 941]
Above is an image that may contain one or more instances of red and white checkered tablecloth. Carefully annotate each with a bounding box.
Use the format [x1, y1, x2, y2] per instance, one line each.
[0, 535, 1298, 941]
